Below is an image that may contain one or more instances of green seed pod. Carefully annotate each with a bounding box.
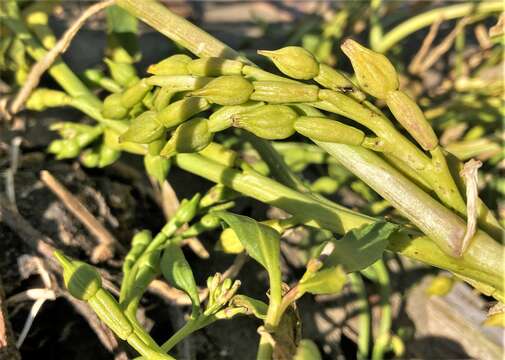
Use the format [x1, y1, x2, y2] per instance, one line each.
[258, 46, 319, 80]
[144, 153, 171, 183]
[157, 97, 210, 128]
[120, 110, 165, 144]
[208, 101, 265, 132]
[310, 176, 339, 194]
[189, 75, 253, 105]
[104, 58, 138, 87]
[147, 54, 192, 76]
[53, 251, 102, 301]
[160, 118, 213, 157]
[232, 105, 297, 140]
[386, 90, 438, 151]
[198, 142, 237, 167]
[153, 86, 175, 111]
[251, 81, 319, 103]
[294, 116, 365, 145]
[23, 4, 56, 49]
[146, 75, 212, 92]
[26, 89, 72, 111]
[294, 339, 322, 360]
[187, 57, 244, 76]
[87, 289, 133, 340]
[340, 39, 398, 99]
[314, 64, 366, 102]
[200, 184, 239, 208]
[142, 89, 156, 110]
[120, 79, 152, 109]
[102, 93, 128, 119]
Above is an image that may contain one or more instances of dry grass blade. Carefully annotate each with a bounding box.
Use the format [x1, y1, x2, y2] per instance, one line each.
[9, 0, 115, 115]
[409, 17, 442, 74]
[459, 159, 483, 255]
[40, 170, 124, 262]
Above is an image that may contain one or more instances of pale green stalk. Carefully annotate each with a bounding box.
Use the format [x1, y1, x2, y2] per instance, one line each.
[349, 273, 370, 360]
[370, 261, 391, 360]
[376, 2, 503, 52]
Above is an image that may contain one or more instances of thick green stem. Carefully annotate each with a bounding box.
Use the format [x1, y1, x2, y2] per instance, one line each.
[377, 2, 503, 52]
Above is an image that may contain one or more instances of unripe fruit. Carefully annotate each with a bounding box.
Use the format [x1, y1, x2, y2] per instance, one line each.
[258, 46, 319, 80]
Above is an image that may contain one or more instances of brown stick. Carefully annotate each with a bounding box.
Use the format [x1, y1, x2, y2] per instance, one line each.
[9, 0, 115, 115]
[40, 170, 125, 261]
[0, 277, 21, 360]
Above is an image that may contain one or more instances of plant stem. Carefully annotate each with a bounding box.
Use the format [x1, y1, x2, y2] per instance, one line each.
[370, 260, 391, 360]
[174, 152, 504, 295]
[116, 0, 247, 62]
[349, 273, 371, 360]
[376, 2, 503, 52]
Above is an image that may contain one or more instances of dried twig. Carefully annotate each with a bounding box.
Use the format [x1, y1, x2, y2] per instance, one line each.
[222, 252, 248, 280]
[9, 0, 115, 115]
[418, 17, 471, 73]
[0, 277, 21, 360]
[409, 18, 442, 74]
[40, 170, 124, 262]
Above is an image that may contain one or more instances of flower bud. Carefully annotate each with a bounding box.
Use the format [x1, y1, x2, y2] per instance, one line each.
[157, 97, 210, 128]
[294, 116, 365, 145]
[48, 139, 80, 159]
[232, 104, 297, 140]
[189, 75, 253, 105]
[314, 64, 366, 102]
[208, 101, 265, 132]
[120, 78, 152, 109]
[104, 58, 138, 87]
[258, 46, 319, 80]
[102, 93, 128, 119]
[187, 57, 244, 76]
[251, 81, 319, 103]
[26, 88, 72, 111]
[144, 153, 171, 183]
[340, 39, 398, 99]
[120, 110, 165, 144]
[174, 193, 201, 225]
[386, 90, 438, 150]
[147, 54, 192, 76]
[80, 148, 100, 168]
[160, 118, 213, 157]
[123, 230, 152, 273]
[53, 251, 102, 301]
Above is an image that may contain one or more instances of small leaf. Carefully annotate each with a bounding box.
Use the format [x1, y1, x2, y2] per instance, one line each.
[160, 242, 200, 311]
[325, 221, 398, 272]
[214, 212, 282, 301]
[214, 212, 280, 274]
[230, 295, 268, 319]
[298, 266, 346, 295]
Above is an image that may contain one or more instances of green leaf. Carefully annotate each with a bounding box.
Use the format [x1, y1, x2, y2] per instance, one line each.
[214, 212, 282, 301]
[106, 5, 138, 34]
[298, 266, 346, 295]
[230, 295, 268, 319]
[160, 242, 200, 312]
[214, 212, 280, 275]
[325, 221, 398, 272]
